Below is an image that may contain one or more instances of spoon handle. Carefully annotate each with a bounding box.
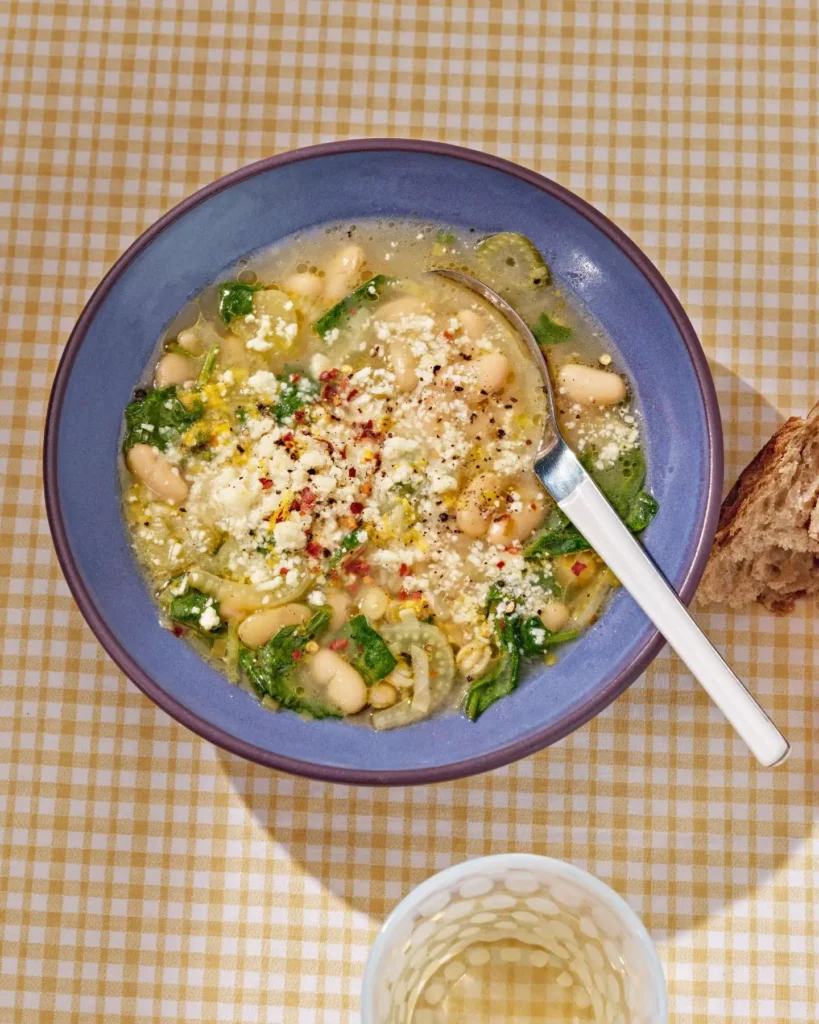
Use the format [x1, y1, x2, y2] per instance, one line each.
[536, 453, 790, 768]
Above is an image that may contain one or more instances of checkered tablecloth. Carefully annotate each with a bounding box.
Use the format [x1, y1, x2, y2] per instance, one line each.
[1, 2, 817, 1021]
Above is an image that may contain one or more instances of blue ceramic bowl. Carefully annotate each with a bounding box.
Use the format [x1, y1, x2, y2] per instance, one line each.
[45, 140, 722, 785]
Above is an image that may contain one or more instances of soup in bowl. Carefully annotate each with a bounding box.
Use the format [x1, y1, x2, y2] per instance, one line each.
[45, 141, 720, 782]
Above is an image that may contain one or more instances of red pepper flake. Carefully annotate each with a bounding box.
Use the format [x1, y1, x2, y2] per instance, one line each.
[350, 501, 364, 515]
[294, 408, 307, 424]
[281, 431, 295, 443]
[355, 419, 383, 442]
[259, 477, 273, 490]
[399, 563, 410, 577]
[318, 369, 340, 382]
[299, 487, 317, 509]
[291, 649, 303, 660]
[496, 561, 505, 569]
[171, 625, 186, 638]
[399, 589, 423, 601]
[306, 541, 323, 558]
[443, 329, 454, 340]
[290, 373, 301, 382]
[346, 559, 370, 576]
[348, 467, 357, 478]
[329, 638, 349, 652]
[280, 567, 289, 576]
[321, 382, 341, 405]
[346, 388, 360, 402]
[571, 560, 587, 577]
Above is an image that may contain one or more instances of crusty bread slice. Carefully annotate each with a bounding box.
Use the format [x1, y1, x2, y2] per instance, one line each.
[699, 402, 819, 613]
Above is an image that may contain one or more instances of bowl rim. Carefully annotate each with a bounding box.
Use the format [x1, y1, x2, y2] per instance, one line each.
[44, 138, 723, 786]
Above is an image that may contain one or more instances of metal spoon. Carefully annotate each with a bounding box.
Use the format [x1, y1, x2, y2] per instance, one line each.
[433, 269, 790, 768]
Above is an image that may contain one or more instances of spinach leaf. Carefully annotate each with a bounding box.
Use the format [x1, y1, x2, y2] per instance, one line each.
[169, 587, 226, 636]
[313, 275, 393, 339]
[582, 447, 659, 533]
[623, 491, 659, 532]
[270, 375, 320, 423]
[124, 385, 203, 451]
[436, 230, 456, 245]
[329, 529, 366, 568]
[524, 506, 590, 561]
[530, 311, 572, 346]
[343, 615, 398, 685]
[218, 281, 262, 324]
[465, 614, 521, 721]
[520, 616, 579, 656]
[238, 608, 340, 719]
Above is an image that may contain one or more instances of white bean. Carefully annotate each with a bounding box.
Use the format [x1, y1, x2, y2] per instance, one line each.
[237, 604, 311, 649]
[369, 681, 398, 709]
[539, 601, 570, 632]
[310, 352, 333, 378]
[359, 586, 389, 621]
[310, 648, 368, 714]
[486, 490, 547, 546]
[176, 327, 204, 355]
[557, 364, 627, 406]
[154, 352, 198, 388]
[390, 340, 418, 393]
[456, 472, 502, 538]
[282, 272, 323, 299]
[323, 244, 366, 303]
[377, 296, 427, 320]
[325, 590, 351, 630]
[457, 308, 485, 339]
[126, 444, 188, 504]
[468, 352, 509, 401]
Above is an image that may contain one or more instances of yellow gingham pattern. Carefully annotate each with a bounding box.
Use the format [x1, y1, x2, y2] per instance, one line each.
[1, 2, 817, 1021]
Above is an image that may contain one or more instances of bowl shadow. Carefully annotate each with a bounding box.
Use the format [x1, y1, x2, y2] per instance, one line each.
[217, 359, 817, 943]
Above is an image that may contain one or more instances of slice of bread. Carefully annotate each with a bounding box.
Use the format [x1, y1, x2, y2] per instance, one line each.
[699, 402, 819, 613]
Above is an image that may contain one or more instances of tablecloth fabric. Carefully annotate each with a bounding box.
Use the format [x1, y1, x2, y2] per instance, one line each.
[1, 2, 817, 1021]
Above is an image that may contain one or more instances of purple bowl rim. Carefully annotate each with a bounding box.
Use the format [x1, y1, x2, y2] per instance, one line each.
[43, 138, 723, 786]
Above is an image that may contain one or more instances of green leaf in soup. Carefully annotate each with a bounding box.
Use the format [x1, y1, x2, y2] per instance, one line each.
[124, 385, 203, 451]
[623, 490, 659, 532]
[343, 614, 398, 685]
[524, 506, 590, 561]
[530, 311, 572, 347]
[465, 615, 521, 721]
[519, 616, 579, 657]
[269, 374, 320, 424]
[582, 447, 646, 519]
[218, 281, 262, 324]
[195, 344, 220, 388]
[329, 528, 367, 568]
[238, 608, 340, 719]
[436, 230, 456, 245]
[168, 587, 226, 637]
[313, 274, 393, 339]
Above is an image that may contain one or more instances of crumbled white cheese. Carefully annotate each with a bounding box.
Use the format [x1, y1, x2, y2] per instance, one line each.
[199, 605, 221, 632]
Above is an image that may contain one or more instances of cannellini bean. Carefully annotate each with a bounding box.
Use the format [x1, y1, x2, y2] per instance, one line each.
[390, 340, 418, 393]
[369, 681, 398, 709]
[457, 308, 485, 339]
[456, 472, 502, 538]
[557, 364, 627, 406]
[468, 352, 509, 400]
[283, 271, 323, 299]
[486, 490, 547, 546]
[176, 327, 204, 355]
[323, 244, 366, 303]
[326, 590, 351, 630]
[310, 352, 332, 378]
[359, 586, 389, 621]
[455, 639, 492, 679]
[310, 648, 368, 714]
[539, 600, 570, 632]
[126, 444, 188, 504]
[154, 352, 198, 388]
[377, 296, 427, 320]
[237, 604, 311, 649]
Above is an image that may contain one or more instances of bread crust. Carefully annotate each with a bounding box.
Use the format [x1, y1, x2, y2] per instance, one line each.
[699, 403, 819, 612]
